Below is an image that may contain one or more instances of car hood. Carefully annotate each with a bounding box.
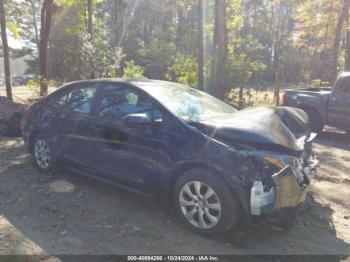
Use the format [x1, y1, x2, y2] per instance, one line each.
[194, 106, 312, 153]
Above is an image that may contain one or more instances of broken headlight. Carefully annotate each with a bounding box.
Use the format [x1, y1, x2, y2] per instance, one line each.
[263, 155, 302, 171]
[263, 155, 305, 183]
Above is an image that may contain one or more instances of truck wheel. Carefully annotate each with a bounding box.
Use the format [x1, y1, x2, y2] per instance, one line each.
[174, 168, 241, 235]
[304, 109, 324, 133]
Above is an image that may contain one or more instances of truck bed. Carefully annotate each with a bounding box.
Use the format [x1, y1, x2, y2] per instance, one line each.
[285, 87, 332, 94]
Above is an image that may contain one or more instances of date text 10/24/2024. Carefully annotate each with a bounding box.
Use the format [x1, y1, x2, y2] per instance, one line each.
[127, 256, 220, 261]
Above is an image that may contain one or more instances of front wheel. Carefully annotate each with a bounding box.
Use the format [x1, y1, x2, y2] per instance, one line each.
[33, 134, 58, 174]
[174, 169, 241, 235]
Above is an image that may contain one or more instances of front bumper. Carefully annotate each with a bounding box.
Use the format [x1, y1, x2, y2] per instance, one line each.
[250, 155, 318, 216]
[272, 166, 308, 211]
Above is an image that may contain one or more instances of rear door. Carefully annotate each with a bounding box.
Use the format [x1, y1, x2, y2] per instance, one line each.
[328, 76, 350, 128]
[57, 82, 99, 162]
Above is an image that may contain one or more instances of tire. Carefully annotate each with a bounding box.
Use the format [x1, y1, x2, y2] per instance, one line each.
[304, 108, 324, 133]
[33, 133, 58, 174]
[173, 168, 241, 235]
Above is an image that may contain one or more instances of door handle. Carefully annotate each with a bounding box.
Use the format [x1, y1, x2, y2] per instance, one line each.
[331, 97, 345, 102]
[331, 97, 338, 102]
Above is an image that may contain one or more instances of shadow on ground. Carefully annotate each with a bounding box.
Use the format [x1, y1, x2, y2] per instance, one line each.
[316, 128, 350, 152]
[0, 135, 350, 255]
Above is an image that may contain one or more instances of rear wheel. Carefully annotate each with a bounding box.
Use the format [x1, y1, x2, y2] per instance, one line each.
[174, 168, 241, 235]
[304, 108, 324, 133]
[33, 133, 58, 174]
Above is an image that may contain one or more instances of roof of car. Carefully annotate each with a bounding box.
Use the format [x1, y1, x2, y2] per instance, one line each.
[66, 78, 181, 84]
[57, 78, 190, 92]
[339, 72, 350, 78]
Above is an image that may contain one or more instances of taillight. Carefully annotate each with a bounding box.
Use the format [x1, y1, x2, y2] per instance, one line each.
[282, 93, 286, 105]
[24, 105, 32, 115]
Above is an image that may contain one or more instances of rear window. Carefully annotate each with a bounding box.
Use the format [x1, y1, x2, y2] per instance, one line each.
[46, 91, 69, 108]
[66, 86, 98, 114]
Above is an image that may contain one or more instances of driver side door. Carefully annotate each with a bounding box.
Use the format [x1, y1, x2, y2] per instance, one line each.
[89, 83, 164, 193]
[328, 76, 350, 128]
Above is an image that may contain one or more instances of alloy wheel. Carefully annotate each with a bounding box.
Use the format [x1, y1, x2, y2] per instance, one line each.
[179, 181, 222, 229]
[34, 139, 51, 169]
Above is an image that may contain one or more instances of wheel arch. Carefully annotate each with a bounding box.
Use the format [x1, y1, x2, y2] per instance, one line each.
[162, 162, 249, 216]
[28, 128, 43, 154]
[299, 106, 325, 132]
[299, 106, 324, 124]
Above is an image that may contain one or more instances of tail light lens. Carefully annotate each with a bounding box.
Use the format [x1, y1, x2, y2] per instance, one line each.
[282, 93, 286, 105]
[23, 105, 32, 115]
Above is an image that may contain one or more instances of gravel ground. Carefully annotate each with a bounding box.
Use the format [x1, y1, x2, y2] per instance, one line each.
[0, 128, 349, 258]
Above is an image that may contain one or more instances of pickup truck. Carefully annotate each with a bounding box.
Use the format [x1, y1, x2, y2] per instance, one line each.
[283, 72, 350, 133]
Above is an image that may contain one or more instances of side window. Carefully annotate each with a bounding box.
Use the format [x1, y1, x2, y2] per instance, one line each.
[66, 85, 97, 114]
[97, 84, 161, 121]
[47, 92, 69, 108]
[336, 77, 350, 95]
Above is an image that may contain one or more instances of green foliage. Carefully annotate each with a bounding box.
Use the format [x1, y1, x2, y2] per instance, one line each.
[27, 78, 57, 90]
[311, 79, 331, 87]
[26, 79, 39, 90]
[225, 34, 267, 88]
[226, 88, 276, 108]
[8, 0, 347, 101]
[4, 1, 22, 40]
[122, 60, 146, 79]
[167, 53, 198, 87]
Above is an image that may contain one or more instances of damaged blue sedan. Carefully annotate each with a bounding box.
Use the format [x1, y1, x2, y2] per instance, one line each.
[21, 79, 318, 235]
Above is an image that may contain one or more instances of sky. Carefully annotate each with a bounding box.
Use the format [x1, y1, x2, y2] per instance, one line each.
[7, 0, 25, 49]
[8, 37, 23, 49]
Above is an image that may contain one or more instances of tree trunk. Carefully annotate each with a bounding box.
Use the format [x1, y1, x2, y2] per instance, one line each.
[210, 0, 227, 100]
[331, 0, 350, 83]
[345, 4, 350, 71]
[209, 0, 218, 94]
[238, 86, 244, 109]
[30, 0, 40, 51]
[274, 70, 281, 106]
[114, 0, 125, 77]
[197, 0, 204, 90]
[272, 6, 282, 84]
[115, 0, 125, 47]
[176, 6, 184, 51]
[0, 0, 12, 101]
[346, 30, 350, 71]
[86, 0, 94, 78]
[87, 0, 93, 39]
[39, 0, 54, 96]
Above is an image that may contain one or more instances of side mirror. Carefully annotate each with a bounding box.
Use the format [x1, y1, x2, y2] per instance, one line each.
[123, 113, 151, 128]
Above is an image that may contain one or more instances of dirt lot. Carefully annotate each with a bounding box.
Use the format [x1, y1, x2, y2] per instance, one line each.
[0, 86, 56, 103]
[0, 127, 349, 257]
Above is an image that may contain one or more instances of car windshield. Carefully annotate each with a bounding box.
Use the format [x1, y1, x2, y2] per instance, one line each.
[133, 80, 237, 122]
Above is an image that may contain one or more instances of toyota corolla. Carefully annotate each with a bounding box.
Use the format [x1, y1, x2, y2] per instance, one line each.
[21, 79, 318, 235]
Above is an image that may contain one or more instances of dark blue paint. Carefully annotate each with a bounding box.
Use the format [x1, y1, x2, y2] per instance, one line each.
[21, 79, 312, 216]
